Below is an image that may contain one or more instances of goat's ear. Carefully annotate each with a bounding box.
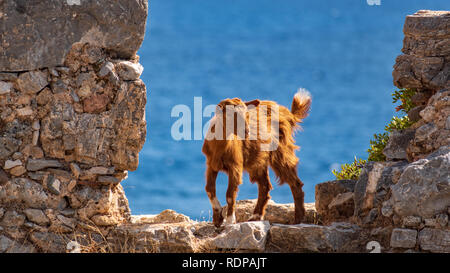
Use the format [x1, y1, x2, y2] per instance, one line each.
[245, 99, 260, 107]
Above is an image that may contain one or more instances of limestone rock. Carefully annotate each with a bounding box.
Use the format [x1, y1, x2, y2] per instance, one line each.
[16, 71, 49, 94]
[0, 81, 13, 95]
[232, 199, 317, 225]
[113, 223, 198, 253]
[30, 232, 68, 253]
[0, 235, 36, 253]
[1, 210, 26, 227]
[353, 161, 408, 226]
[402, 216, 422, 228]
[24, 209, 50, 226]
[208, 221, 271, 251]
[26, 159, 63, 172]
[0, 0, 149, 71]
[4, 160, 22, 170]
[393, 11, 450, 91]
[383, 129, 415, 160]
[389, 146, 450, 219]
[315, 180, 356, 224]
[132, 210, 191, 225]
[267, 222, 361, 253]
[390, 228, 417, 249]
[418, 228, 450, 253]
[0, 169, 9, 185]
[116, 61, 144, 81]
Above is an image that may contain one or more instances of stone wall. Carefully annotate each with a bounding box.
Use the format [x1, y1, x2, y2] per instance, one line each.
[0, 0, 148, 253]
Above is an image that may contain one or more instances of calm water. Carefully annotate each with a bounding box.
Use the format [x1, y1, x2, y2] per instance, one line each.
[125, 0, 449, 219]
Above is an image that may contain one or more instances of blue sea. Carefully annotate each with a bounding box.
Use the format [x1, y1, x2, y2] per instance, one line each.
[125, 0, 449, 219]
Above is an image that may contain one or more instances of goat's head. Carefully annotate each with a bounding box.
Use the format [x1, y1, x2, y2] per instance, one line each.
[215, 98, 260, 140]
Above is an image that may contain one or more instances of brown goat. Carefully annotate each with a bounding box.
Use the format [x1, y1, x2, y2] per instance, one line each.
[202, 89, 311, 227]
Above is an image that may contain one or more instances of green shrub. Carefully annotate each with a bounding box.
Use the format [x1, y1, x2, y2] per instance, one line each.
[367, 132, 389, 162]
[332, 157, 367, 180]
[392, 88, 416, 114]
[385, 116, 414, 132]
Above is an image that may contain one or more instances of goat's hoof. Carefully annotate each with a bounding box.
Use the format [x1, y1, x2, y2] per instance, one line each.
[248, 214, 262, 222]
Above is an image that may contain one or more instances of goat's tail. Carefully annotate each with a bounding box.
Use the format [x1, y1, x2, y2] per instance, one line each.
[291, 88, 312, 122]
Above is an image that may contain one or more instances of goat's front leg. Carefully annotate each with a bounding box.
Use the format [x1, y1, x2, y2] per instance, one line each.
[225, 168, 242, 225]
[205, 167, 223, 227]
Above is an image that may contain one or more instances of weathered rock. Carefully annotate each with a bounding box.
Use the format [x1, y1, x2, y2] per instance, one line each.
[0, 0, 149, 71]
[46, 176, 61, 195]
[231, 199, 317, 225]
[0, 169, 9, 185]
[97, 176, 120, 184]
[1, 210, 26, 227]
[389, 146, 450, 219]
[24, 209, 50, 226]
[116, 61, 144, 81]
[0, 178, 54, 208]
[315, 180, 356, 224]
[4, 160, 22, 170]
[30, 232, 68, 253]
[9, 166, 27, 176]
[26, 159, 63, 172]
[418, 228, 450, 253]
[0, 81, 13, 95]
[113, 223, 198, 253]
[393, 11, 450, 91]
[0, 235, 36, 253]
[390, 228, 417, 249]
[402, 216, 422, 228]
[383, 129, 415, 160]
[267, 222, 361, 253]
[354, 161, 408, 226]
[408, 106, 426, 122]
[208, 221, 271, 251]
[16, 71, 49, 94]
[435, 213, 448, 228]
[132, 210, 191, 225]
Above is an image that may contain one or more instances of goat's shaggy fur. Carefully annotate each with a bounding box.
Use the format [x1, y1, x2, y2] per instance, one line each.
[202, 89, 312, 227]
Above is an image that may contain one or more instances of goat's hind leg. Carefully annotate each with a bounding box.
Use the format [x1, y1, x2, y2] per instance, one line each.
[286, 168, 306, 224]
[248, 168, 273, 221]
[224, 168, 242, 225]
[205, 167, 224, 227]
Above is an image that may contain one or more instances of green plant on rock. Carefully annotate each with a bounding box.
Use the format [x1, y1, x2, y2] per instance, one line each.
[332, 157, 367, 180]
[392, 88, 416, 114]
[367, 132, 389, 162]
[385, 116, 414, 132]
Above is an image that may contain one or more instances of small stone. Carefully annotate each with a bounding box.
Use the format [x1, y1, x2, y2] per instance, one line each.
[436, 213, 448, 228]
[390, 228, 417, 249]
[9, 166, 26, 176]
[407, 106, 425, 122]
[91, 214, 120, 226]
[98, 61, 115, 77]
[0, 81, 13, 95]
[56, 215, 76, 229]
[83, 93, 110, 113]
[47, 176, 61, 195]
[87, 166, 114, 175]
[32, 120, 40, 130]
[24, 209, 50, 225]
[1, 210, 26, 227]
[0, 72, 18, 81]
[27, 159, 63, 171]
[32, 130, 40, 146]
[97, 176, 120, 184]
[17, 71, 49, 94]
[419, 106, 436, 122]
[424, 218, 438, 228]
[4, 159, 22, 170]
[0, 208, 4, 219]
[49, 68, 59, 77]
[16, 106, 34, 117]
[403, 216, 422, 228]
[0, 169, 10, 185]
[67, 180, 77, 192]
[446, 116, 450, 130]
[12, 152, 22, 160]
[30, 146, 44, 159]
[116, 61, 143, 80]
[69, 163, 81, 179]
